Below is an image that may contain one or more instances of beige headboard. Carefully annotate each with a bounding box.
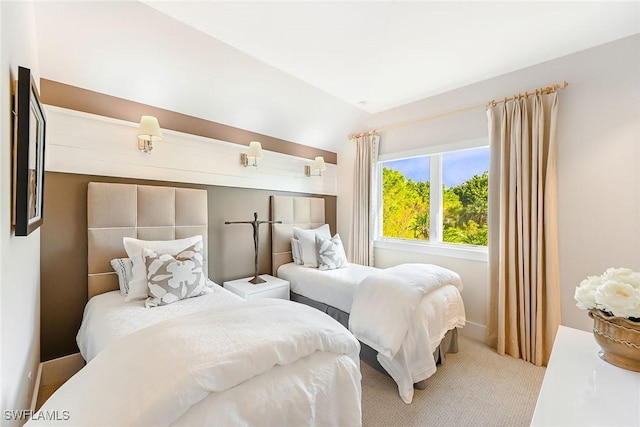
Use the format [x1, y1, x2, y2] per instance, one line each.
[87, 182, 208, 299]
[270, 195, 325, 276]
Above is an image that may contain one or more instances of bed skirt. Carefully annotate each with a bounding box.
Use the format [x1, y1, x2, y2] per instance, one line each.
[290, 291, 459, 389]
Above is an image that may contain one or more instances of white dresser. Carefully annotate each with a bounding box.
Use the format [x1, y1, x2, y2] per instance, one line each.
[531, 325, 640, 426]
[223, 275, 290, 300]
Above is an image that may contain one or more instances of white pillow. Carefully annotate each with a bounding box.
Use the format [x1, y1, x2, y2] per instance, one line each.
[293, 224, 331, 268]
[291, 238, 303, 265]
[316, 233, 348, 271]
[123, 235, 203, 301]
[110, 258, 133, 295]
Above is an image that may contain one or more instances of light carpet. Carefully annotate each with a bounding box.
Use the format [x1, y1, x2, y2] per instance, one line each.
[361, 336, 546, 426]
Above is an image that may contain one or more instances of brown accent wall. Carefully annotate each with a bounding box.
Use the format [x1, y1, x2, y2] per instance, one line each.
[40, 172, 337, 361]
[40, 79, 337, 164]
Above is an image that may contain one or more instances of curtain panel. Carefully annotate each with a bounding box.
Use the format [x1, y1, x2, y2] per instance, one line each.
[486, 93, 561, 366]
[349, 134, 379, 266]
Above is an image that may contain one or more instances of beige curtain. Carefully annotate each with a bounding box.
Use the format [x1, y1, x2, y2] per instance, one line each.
[349, 134, 379, 266]
[486, 93, 561, 366]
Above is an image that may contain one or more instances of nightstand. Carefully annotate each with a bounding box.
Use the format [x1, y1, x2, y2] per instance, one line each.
[223, 275, 290, 300]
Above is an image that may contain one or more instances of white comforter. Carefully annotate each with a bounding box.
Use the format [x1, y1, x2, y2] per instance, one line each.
[77, 285, 244, 362]
[350, 263, 464, 404]
[279, 262, 379, 313]
[30, 299, 362, 426]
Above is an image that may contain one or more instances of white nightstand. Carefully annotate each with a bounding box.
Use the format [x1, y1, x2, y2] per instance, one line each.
[223, 275, 290, 300]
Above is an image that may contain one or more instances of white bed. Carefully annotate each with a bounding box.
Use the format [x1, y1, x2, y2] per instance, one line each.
[28, 183, 363, 426]
[271, 195, 466, 404]
[278, 262, 376, 313]
[36, 295, 362, 426]
[278, 262, 466, 353]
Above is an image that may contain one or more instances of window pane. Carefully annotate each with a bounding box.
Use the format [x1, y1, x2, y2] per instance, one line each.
[442, 147, 489, 246]
[381, 157, 430, 240]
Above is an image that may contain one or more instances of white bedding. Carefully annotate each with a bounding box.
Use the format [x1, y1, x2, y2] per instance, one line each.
[351, 263, 463, 359]
[350, 263, 464, 404]
[278, 262, 378, 313]
[277, 261, 466, 404]
[77, 282, 244, 362]
[278, 262, 465, 350]
[32, 299, 362, 426]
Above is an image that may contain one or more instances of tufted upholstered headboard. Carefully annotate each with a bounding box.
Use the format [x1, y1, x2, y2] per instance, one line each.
[87, 182, 208, 299]
[270, 195, 325, 276]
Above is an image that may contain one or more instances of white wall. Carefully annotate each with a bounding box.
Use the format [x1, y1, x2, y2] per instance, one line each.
[0, 1, 42, 423]
[337, 35, 640, 337]
[44, 107, 338, 196]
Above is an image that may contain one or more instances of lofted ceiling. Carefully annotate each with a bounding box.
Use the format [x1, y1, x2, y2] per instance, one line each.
[143, 1, 640, 113]
[34, 1, 640, 153]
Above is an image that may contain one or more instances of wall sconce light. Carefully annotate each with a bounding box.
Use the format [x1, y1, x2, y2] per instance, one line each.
[305, 156, 327, 177]
[241, 141, 263, 167]
[138, 115, 163, 154]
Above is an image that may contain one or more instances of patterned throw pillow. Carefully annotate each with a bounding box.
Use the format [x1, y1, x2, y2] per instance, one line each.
[291, 238, 304, 265]
[143, 241, 206, 308]
[110, 257, 133, 295]
[124, 235, 203, 302]
[315, 233, 348, 271]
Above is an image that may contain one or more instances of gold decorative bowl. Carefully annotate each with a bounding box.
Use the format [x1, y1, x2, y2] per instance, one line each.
[589, 309, 640, 372]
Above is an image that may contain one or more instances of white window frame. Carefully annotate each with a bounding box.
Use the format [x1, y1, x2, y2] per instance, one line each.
[374, 138, 489, 262]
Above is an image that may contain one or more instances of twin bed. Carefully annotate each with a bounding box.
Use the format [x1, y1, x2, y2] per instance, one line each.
[271, 195, 466, 403]
[31, 183, 362, 426]
[32, 183, 466, 425]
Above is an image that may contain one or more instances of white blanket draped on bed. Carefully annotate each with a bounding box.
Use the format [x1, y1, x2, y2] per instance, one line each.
[349, 263, 464, 403]
[30, 299, 362, 426]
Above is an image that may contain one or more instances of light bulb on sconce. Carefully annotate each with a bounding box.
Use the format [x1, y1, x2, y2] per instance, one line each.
[137, 116, 163, 154]
[241, 141, 263, 167]
[305, 156, 326, 177]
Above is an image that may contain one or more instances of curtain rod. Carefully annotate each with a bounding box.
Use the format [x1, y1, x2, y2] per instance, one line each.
[348, 80, 568, 140]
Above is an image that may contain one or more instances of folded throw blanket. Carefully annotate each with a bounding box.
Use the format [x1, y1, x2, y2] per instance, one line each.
[349, 263, 463, 360]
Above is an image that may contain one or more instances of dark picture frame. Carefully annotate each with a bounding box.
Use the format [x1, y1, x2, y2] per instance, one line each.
[13, 66, 46, 236]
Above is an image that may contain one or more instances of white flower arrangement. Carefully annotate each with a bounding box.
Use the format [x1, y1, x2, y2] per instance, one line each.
[574, 267, 640, 320]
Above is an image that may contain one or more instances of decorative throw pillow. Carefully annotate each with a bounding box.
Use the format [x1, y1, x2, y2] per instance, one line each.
[110, 258, 133, 295]
[316, 233, 348, 271]
[123, 235, 203, 302]
[143, 241, 206, 308]
[293, 224, 331, 268]
[291, 238, 303, 265]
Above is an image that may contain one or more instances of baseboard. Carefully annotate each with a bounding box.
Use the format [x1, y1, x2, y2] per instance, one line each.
[460, 320, 486, 342]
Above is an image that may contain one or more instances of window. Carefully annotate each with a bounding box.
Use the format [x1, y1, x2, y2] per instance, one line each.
[377, 142, 489, 248]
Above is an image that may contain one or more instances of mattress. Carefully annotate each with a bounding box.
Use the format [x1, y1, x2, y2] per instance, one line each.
[278, 262, 379, 313]
[77, 282, 244, 362]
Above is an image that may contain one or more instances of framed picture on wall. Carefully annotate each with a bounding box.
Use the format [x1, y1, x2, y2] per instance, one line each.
[13, 66, 46, 236]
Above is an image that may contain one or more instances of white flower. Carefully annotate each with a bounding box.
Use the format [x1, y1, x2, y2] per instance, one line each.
[574, 275, 603, 310]
[595, 281, 640, 318]
[575, 268, 640, 319]
[602, 268, 640, 288]
[603, 267, 634, 277]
